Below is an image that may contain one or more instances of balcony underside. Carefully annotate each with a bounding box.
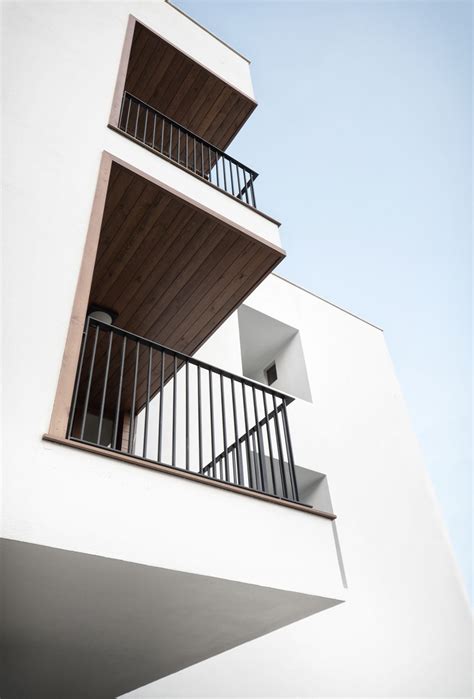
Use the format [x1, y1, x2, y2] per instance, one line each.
[86, 161, 284, 415]
[125, 21, 257, 149]
[1, 538, 341, 699]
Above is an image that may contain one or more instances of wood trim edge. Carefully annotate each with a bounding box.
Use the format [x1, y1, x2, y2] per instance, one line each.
[48, 153, 113, 439]
[42, 434, 337, 521]
[109, 15, 136, 128]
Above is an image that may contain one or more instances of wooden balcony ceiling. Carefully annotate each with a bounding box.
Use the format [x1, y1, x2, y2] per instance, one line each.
[89, 161, 284, 361]
[125, 21, 257, 150]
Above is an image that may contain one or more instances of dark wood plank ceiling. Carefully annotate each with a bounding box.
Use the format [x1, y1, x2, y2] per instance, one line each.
[124, 21, 257, 151]
[77, 162, 283, 420]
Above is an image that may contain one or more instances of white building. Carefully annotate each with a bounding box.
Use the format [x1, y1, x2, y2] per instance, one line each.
[1, 2, 471, 697]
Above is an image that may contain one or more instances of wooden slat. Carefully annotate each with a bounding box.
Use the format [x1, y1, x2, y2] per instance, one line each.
[80, 163, 283, 419]
[122, 22, 256, 151]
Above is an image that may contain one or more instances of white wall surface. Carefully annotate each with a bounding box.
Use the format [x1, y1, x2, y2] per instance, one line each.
[124, 274, 472, 698]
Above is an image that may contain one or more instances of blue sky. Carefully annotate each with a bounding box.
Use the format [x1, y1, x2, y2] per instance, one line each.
[176, 0, 472, 599]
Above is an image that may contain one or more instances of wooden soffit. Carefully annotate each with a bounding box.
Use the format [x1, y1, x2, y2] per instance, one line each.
[83, 161, 283, 415]
[124, 21, 257, 150]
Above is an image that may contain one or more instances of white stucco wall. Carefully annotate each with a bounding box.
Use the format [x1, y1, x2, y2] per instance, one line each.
[123, 274, 472, 698]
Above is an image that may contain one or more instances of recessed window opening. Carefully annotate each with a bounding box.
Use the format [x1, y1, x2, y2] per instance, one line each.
[265, 362, 277, 386]
[237, 305, 312, 402]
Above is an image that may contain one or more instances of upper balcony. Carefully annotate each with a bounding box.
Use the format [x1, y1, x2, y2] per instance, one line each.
[113, 16, 257, 150]
[107, 16, 261, 208]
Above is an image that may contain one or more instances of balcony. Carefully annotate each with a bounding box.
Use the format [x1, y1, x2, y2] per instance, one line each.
[113, 92, 258, 208]
[65, 316, 335, 515]
[111, 17, 257, 152]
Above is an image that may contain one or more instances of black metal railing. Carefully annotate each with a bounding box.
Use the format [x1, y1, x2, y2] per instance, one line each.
[117, 92, 258, 208]
[67, 317, 302, 505]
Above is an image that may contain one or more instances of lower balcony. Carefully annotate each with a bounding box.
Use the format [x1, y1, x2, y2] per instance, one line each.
[65, 315, 331, 516]
[27, 318, 346, 697]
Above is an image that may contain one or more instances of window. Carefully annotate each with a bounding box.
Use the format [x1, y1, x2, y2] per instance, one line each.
[237, 305, 312, 402]
[265, 362, 277, 386]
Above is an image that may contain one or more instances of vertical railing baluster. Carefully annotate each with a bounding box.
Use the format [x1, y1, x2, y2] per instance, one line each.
[169, 123, 173, 159]
[125, 95, 132, 133]
[215, 151, 220, 188]
[252, 386, 268, 492]
[177, 128, 181, 166]
[242, 171, 250, 204]
[231, 379, 243, 485]
[208, 145, 212, 183]
[97, 330, 113, 446]
[185, 360, 189, 470]
[198, 365, 202, 472]
[172, 355, 177, 466]
[201, 141, 205, 178]
[193, 137, 196, 173]
[185, 133, 189, 169]
[236, 165, 242, 200]
[220, 374, 229, 481]
[251, 431, 260, 490]
[262, 391, 277, 495]
[143, 107, 148, 145]
[128, 341, 140, 454]
[272, 394, 288, 499]
[152, 113, 157, 150]
[112, 335, 127, 450]
[209, 369, 216, 474]
[229, 160, 235, 196]
[231, 448, 237, 484]
[281, 399, 299, 502]
[157, 350, 164, 462]
[134, 103, 140, 138]
[160, 118, 165, 153]
[67, 316, 90, 439]
[143, 346, 152, 458]
[241, 382, 253, 488]
[79, 323, 99, 441]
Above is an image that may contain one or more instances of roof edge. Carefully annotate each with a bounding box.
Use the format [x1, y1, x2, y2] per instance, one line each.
[271, 273, 383, 332]
[165, 0, 252, 64]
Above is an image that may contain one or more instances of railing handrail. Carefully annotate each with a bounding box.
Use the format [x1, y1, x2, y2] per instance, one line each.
[123, 91, 259, 180]
[87, 316, 294, 405]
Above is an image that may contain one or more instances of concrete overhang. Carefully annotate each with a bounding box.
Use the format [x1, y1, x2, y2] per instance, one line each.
[0, 538, 341, 698]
